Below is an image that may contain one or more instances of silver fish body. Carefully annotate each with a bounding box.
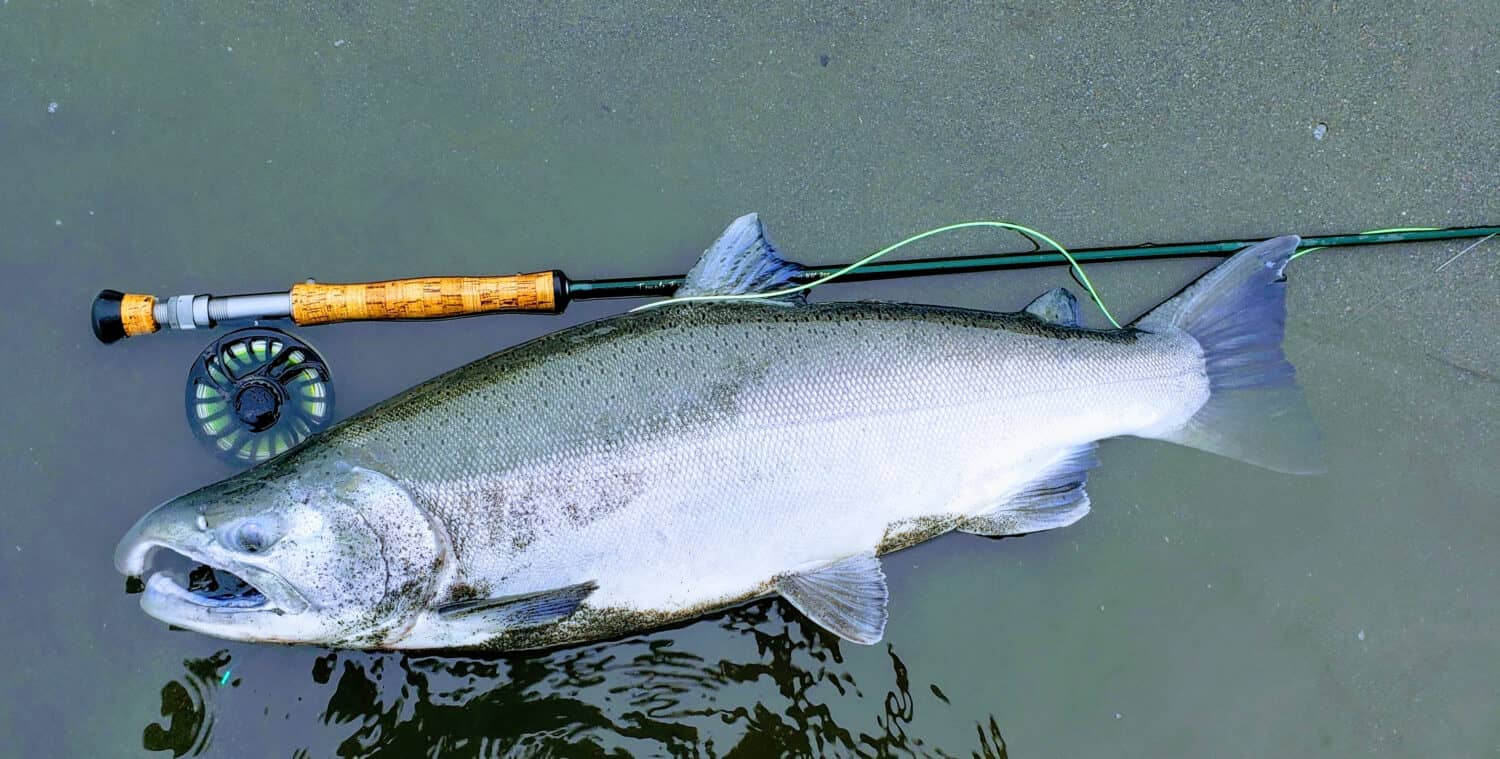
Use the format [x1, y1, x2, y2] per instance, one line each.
[116, 215, 1320, 650]
[354, 302, 1199, 649]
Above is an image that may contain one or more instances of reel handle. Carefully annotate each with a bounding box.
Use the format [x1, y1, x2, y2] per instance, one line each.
[288, 271, 566, 325]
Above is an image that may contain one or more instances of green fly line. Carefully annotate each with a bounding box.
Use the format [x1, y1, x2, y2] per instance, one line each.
[633, 222, 1453, 328]
[634, 221, 1126, 328]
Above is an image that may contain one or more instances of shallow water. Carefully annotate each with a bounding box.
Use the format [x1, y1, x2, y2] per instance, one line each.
[2, 3, 1497, 756]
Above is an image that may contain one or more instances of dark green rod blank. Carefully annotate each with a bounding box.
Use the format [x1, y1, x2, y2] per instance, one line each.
[566, 225, 1499, 300]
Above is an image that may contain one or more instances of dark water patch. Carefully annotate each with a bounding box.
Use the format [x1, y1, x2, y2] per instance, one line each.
[142, 650, 230, 757]
[143, 602, 1008, 757]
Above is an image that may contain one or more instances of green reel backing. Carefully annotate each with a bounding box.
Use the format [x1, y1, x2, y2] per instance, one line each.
[185, 328, 334, 463]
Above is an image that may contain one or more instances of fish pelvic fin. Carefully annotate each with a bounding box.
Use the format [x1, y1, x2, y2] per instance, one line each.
[959, 443, 1097, 536]
[775, 553, 888, 645]
[1134, 235, 1325, 475]
[674, 213, 807, 301]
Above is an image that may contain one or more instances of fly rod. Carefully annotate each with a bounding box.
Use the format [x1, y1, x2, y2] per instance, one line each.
[91, 225, 1498, 343]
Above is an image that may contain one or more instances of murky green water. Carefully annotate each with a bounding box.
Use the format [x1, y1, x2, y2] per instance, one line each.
[2, 3, 1496, 756]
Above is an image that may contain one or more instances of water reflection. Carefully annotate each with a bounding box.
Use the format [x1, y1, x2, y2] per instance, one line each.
[149, 601, 1007, 757]
[142, 649, 229, 757]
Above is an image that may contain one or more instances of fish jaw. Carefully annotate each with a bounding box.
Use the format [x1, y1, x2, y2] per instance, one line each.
[116, 495, 314, 641]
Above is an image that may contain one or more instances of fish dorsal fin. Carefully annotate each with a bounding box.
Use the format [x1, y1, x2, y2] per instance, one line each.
[959, 443, 1098, 536]
[435, 580, 597, 629]
[674, 213, 806, 301]
[775, 553, 888, 644]
[1023, 287, 1081, 327]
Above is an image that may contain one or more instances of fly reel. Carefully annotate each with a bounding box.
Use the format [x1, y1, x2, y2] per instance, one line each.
[185, 328, 334, 463]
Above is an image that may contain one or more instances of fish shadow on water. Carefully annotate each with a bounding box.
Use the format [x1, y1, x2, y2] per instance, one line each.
[145, 600, 1010, 758]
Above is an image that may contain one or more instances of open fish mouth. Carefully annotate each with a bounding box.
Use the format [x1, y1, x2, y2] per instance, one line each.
[136, 547, 272, 611]
[119, 538, 309, 622]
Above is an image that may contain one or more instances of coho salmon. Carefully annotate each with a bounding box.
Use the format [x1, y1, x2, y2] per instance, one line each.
[115, 214, 1321, 650]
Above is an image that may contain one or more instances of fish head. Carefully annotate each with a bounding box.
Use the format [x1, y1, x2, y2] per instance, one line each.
[115, 459, 444, 647]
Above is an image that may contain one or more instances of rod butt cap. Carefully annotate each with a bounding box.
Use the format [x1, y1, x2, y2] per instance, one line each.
[92, 289, 126, 343]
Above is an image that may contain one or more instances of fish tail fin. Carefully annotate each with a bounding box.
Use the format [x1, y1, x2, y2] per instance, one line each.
[1134, 235, 1324, 474]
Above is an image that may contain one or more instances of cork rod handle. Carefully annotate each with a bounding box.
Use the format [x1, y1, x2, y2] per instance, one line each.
[289, 271, 565, 325]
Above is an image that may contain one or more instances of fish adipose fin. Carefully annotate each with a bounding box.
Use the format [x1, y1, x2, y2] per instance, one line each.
[674, 213, 807, 301]
[775, 552, 888, 644]
[1023, 287, 1082, 327]
[959, 443, 1097, 536]
[435, 580, 597, 629]
[1134, 235, 1324, 474]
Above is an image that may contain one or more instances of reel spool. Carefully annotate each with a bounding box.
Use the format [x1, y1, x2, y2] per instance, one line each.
[185, 328, 334, 463]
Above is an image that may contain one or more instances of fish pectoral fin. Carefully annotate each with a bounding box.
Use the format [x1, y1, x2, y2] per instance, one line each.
[775, 553, 888, 645]
[959, 443, 1098, 537]
[673, 213, 807, 301]
[1023, 287, 1082, 327]
[435, 580, 598, 629]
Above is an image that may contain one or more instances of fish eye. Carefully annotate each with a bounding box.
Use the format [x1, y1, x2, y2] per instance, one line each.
[231, 521, 271, 554]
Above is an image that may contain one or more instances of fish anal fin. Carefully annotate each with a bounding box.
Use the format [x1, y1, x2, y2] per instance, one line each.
[775, 553, 888, 645]
[675, 213, 806, 301]
[436, 580, 597, 629]
[959, 443, 1097, 537]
